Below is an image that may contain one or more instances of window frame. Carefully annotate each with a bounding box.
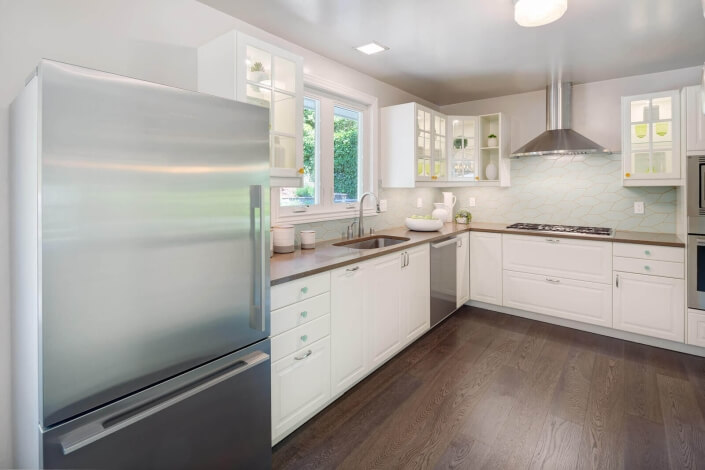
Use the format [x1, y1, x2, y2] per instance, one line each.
[272, 75, 379, 225]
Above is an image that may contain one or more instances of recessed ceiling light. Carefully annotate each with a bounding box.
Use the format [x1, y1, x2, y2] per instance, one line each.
[355, 42, 389, 55]
[514, 0, 567, 27]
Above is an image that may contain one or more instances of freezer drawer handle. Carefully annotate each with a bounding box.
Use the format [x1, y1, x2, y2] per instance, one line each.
[60, 350, 270, 456]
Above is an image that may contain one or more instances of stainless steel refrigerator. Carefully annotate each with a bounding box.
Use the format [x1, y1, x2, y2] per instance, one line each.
[10, 60, 272, 469]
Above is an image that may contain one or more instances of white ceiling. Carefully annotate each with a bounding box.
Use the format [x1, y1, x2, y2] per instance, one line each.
[199, 0, 705, 105]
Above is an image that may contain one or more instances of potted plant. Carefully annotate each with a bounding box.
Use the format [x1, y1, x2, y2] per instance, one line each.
[487, 134, 498, 147]
[249, 62, 268, 83]
[455, 209, 472, 224]
[453, 137, 468, 150]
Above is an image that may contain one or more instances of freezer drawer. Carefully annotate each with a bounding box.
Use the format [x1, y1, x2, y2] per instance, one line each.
[42, 341, 272, 470]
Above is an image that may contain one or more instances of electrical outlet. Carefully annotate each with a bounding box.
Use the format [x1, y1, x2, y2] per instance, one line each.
[416, 197, 423, 208]
[468, 197, 476, 207]
[634, 201, 645, 214]
[379, 199, 388, 212]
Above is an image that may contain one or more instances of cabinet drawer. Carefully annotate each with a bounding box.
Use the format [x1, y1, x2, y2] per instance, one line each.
[613, 257, 684, 279]
[271, 314, 330, 362]
[503, 235, 612, 284]
[271, 292, 330, 336]
[688, 310, 705, 347]
[613, 243, 684, 263]
[271, 272, 331, 311]
[271, 336, 331, 442]
[503, 270, 612, 328]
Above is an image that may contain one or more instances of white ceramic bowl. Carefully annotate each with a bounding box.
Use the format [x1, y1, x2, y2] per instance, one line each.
[405, 217, 444, 232]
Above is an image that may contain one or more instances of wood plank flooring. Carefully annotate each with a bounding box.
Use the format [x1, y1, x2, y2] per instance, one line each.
[272, 307, 705, 470]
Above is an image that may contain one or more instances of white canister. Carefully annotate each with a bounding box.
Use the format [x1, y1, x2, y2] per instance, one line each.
[441, 192, 456, 222]
[300, 230, 316, 250]
[432, 203, 450, 222]
[272, 225, 295, 254]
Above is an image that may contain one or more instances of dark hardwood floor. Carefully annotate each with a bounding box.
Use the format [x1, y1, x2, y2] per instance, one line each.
[272, 307, 705, 469]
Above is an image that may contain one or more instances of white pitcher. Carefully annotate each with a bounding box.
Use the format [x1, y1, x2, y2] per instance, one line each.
[432, 203, 449, 222]
[442, 192, 456, 222]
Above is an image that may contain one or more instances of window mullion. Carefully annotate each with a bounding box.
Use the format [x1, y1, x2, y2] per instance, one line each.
[319, 97, 335, 213]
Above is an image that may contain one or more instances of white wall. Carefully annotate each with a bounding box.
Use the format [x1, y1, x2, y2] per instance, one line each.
[0, 1, 436, 466]
[441, 66, 702, 152]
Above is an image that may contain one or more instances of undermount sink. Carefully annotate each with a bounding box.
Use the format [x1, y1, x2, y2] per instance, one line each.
[333, 235, 410, 250]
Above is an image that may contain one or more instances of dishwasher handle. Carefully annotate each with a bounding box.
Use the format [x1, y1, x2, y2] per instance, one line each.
[431, 238, 458, 249]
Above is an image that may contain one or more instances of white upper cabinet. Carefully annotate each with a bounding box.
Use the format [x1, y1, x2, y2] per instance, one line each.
[198, 31, 304, 187]
[685, 85, 705, 155]
[621, 90, 682, 186]
[382, 104, 510, 188]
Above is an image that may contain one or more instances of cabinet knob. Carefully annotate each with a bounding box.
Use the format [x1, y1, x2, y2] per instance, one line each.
[301, 286, 308, 294]
[645, 250, 651, 255]
[301, 334, 308, 342]
[298, 168, 305, 174]
[475, 176, 480, 180]
[625, 172, 631, 178]
[300, 311, 308, 319]
[644, 265, 651, 271]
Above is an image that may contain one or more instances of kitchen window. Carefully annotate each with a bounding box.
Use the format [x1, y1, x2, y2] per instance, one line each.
[274, 78, 377, 224]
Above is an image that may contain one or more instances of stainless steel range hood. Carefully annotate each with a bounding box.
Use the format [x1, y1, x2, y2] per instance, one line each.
[511, 81, 610, 157]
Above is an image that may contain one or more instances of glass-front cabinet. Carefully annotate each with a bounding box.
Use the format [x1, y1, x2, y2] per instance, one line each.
[381, 103, 510, 188]
[449, 117, 477, 182]
[621, 90, 681, 186]
[197, 30, 304, 186]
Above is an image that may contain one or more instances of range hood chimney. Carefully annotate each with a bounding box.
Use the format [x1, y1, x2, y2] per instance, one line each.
[511, 81, 610, 157]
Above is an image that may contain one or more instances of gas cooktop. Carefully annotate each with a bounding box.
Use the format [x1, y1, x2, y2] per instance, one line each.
[506, 223, 614, 237]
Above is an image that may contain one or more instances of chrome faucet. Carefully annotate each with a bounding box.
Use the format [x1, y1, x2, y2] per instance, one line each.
[358, 192, 381, 237]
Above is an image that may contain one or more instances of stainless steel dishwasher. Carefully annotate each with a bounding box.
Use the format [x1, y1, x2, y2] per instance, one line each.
[430, 236, 458, 327]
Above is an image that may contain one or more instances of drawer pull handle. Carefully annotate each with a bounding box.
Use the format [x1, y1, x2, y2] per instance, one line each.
[346, 266, 360, 272]
[301, 334, 308, 342]
[301, 286, 308, 294]
[644, 265, 651, 271]
[294, 350, 312, 361]
[546, 238, 560, 243]
[300, 311, 308, 319]
[645, 250, 651, 255]
[616, 274, 620, 288]
[545, 278, 561, 284]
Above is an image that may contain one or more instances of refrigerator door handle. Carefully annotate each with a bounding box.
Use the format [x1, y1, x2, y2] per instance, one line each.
[60, 350, 270, 456]
[250, 184, 266, 331]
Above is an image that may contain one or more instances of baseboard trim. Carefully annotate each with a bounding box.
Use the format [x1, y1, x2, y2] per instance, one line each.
[467, 300, 705, 358]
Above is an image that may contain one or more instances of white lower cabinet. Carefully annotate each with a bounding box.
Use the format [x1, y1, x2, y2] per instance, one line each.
[366, 253, 405, 368]
[688, 309, 705, 347]
[330, 263, 369, 396]
[271, 337, 331, 442]
[402, 244, 431, 343]
[613, 272, 685, 342]
[503, 270, 613, 328]
[470, 232, 503, 305]
[456, 233, 470, 307]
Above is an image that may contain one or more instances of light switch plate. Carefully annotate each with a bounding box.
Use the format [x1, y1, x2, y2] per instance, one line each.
[634, 201, 645, 214]
[379, 199, 388, 212]
[417, 197, 423, 208]
[468, 197, 476, 207]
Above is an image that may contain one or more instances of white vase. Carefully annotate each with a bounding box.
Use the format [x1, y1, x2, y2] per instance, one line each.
[442, 192, 456, 222]
[485, 162, 498, 180]
[431, 203, 449, 222]
[487, 137, 498, 147]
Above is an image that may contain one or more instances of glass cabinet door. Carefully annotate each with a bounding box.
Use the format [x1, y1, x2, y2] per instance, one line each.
[449, 117, 477, 181]
[623, 91, 680, 183]
[433, 114, 446, 181]
[238, 34, 303, 181]
[416, 107, 432, 181]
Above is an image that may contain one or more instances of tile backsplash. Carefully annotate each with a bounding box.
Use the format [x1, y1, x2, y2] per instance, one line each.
[287, 154, 678, 243]
[449, 154, 677, 233]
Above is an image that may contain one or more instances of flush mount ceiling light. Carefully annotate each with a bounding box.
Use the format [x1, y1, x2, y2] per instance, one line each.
[355, 42, 389, 55]
[514, 0, 567, 27]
